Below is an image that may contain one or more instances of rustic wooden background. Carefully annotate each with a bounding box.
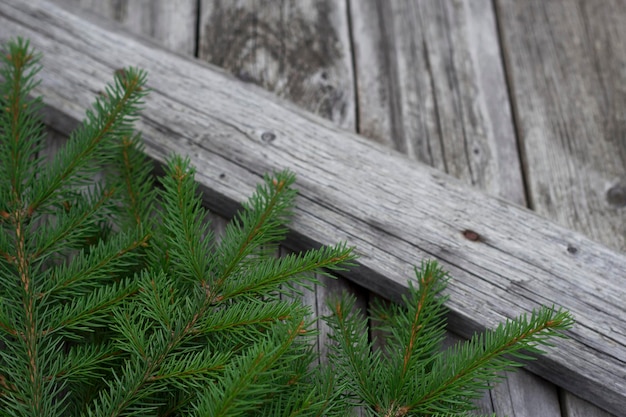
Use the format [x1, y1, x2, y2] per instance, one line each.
[7, 1, 626, 416]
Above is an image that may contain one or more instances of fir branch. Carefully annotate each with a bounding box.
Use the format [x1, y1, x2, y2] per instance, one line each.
[85, 356, 165, 417]
[44, 278, 137, 337]
[0, 38, 44, 204]
[0, 332, 68, 416]
[40, 230, 149, 298]
[57, 342, 121, 383]
[221, 243, 355, 301]
[256, 364, 352, 417]
[409, 306, 573, 415]
[215, 171, 298, 288]
[192, 318, 310, 417]
[369, 262, 449, 408]
[30, 67, 148, 215]
[89, 158, 351, 416]
[157, 155, 214, 284]
[326, 292, 382, 409]
[109, 132, 156, 230]
[1, 41, 150, 417]
[197, 298, 302, 341]
[29, 184, 118, 261]
[327, 262, 573, 417]
[0, 39, 575, 417]
[151, 348, 229, 390]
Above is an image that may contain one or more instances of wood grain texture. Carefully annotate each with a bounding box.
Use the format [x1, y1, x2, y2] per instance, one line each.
[1, 1, 625, 415]
[561, 395, 614, 417]
[198, 0, 355, 130]
[52, 0, 198, 55]
[349, 1, 558, 416]
[496, 0, 626, 251]
[349, 0, 525, 206]
[496, 1, 626, 415]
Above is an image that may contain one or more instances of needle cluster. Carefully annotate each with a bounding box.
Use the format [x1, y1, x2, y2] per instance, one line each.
[0, 39, 573, 417]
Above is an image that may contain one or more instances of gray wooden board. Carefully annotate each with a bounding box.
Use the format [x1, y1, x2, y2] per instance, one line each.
[348, 1, 561, 416]
[561, 395, 614, 417]
[53, 0, 198, 56]
[496, 1, 626, 416]
[349, 0, 526, 207]
[1, 1, 626, 415]
[496, 0, 626, 251]
[198, 0, 355, 130]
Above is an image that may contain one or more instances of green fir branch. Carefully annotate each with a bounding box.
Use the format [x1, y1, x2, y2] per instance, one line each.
[192, 318, 311, 417]
[107, 132, 156, 231]
[369, 262, 449, 407]
[29, 184, 121, 263]
[0, 39, 151, 417]
[215, 171, 298, 286]
[57, 342, 121, 383]
[0, 38, 44, 205]
[0, 39, 575, 417]
[409, 306, 573, 415]
[197, 298, 304, 341]
[157, 155, 214, 284]
[154, 348, 230, 390]
[221, 243, 355, 300]
[327, 262, 573, 417]
[41, 230, 149, 298]
[30, 67, 148, 215]
[326, 291, 383, 409]
[44, 278, 137, 338]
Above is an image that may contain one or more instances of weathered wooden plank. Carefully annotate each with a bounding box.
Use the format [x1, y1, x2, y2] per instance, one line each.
[349, 0, 525, 206]
[496, 1, 626, 416]
[348, 1, 559, 415]
[52, 0, 198, 55]
[496, 0, 626, 251]
[561, 395, 614, 417]
[1, 2, 625, 415]
[198, 0, 355, 130]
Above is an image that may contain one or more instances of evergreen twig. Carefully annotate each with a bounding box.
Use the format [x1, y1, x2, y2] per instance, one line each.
[0, 39, 573, 417]
[325, 261, 573, 416]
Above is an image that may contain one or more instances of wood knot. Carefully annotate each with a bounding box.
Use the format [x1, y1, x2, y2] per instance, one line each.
[261, 131, 276, 143]
[606, 183, 626, 207]
[462, 229, 481, 242]
[566, 244, 578, 254]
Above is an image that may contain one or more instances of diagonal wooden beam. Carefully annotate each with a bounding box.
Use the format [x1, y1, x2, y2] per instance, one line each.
[1, 1, 625, 415]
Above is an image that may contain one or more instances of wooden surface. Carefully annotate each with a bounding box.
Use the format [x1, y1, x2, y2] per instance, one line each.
[497, 0, 626, 250]
[57, 0, 198, 55]
[198, 0, 355, 130]
[350, 0, 526, 205]
[348, 1, 559, 415]
[496, 2, 626, 415]
[4, 0, 625, 416]
[2, 2, 625, 415]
